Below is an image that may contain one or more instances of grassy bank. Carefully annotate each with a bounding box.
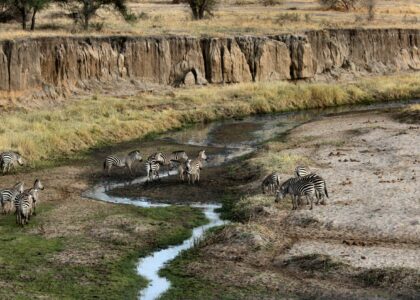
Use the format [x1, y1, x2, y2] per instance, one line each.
[0, 201, 207, 299]
[1, 74, 420, 167]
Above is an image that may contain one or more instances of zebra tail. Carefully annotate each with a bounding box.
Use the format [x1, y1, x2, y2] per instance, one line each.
[325, 184, 329, 198]
[103, 160, 106, 170]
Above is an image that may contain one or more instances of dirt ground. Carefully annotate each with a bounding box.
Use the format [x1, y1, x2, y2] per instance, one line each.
[161, 109, 420, 299]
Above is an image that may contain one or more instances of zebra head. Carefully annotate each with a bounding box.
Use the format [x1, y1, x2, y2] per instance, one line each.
[275, 189, 286, 203]
[16, 153, 24, 166]
[198, 150, 208, 161]
[154, 152, 165, 164]
[129, 150, 143, 162]
[34, 179, 44, 191]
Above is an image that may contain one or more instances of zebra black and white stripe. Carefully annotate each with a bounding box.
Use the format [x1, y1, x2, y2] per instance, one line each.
[16, 193, 34, 226]
[187, 150, 207, 184]
[15, 179, 44, 218]
[261, 172, 281, 194]
[103, 150, 142, 176]
[295, 166, 310, 178]
[276, 177, 316, 210]
[0, 182, 24, 214]
[145, 159, 161, 182]
[0, 152, 24, 174]
[300, 173, 329, 204]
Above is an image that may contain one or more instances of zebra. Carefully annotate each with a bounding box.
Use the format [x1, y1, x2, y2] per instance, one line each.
[300, 173, 329, 205]
[103, 150, 142, 176]
[145, 159, 161, 182]
[0, 152, 24, 174]
[187, 150, 208, 184]
[16, 193, 34, 226]
[0, 182, 24, 214]
[294, 165, 310, 178]
[15, 179, 44, 217]
[178, 159, 192, 181]
[275, 177, 317, 210]
[148, 151, 188, 175]
[261, 172, 281, 194]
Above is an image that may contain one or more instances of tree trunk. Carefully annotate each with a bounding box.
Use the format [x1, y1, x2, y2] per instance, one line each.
[21, 7, 27, 30]
[198, 6, 205, 19]
[83, 15, 89, 30]
[30, 8, 37, 30]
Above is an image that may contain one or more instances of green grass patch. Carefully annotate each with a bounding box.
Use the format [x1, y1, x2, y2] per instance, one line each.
[0, 203, 207, 299]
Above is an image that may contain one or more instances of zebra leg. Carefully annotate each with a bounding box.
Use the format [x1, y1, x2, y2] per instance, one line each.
[308, 196, 313, 210]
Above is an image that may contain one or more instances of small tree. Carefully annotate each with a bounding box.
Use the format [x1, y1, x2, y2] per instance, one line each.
[65, 0, 134, 30]
[28, 0, 50, 30]
[188, 0, 217, 20]
[0, 0, 49, 29]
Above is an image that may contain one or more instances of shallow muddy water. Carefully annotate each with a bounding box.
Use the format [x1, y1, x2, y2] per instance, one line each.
[83, 99, 418, 300]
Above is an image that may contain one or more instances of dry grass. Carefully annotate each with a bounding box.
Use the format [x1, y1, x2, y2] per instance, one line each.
[0, 0, 419, 39]
[0, 73, 419, 165]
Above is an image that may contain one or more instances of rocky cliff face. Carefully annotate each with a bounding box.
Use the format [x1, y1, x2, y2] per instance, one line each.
[0, 29, 419, 98]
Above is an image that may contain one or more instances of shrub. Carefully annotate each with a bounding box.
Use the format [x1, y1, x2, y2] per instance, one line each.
[319, 0, 359, 11]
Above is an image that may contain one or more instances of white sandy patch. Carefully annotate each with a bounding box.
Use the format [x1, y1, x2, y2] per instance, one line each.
[287, 240, 420, 270]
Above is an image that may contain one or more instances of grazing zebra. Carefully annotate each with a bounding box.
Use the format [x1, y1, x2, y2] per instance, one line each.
[148, 151, 188, 175]
[295, 165, 310, 178]
[16, 193, 34, 226]
[0, 182, 24, 214]
[145, 160, 161, 182]
[261, 172, 281, 194]
[187, 150, 208, 184]
[103, 150, 142, 176]
[275, 177, 316, 210]
[0, 152, 24, 174]
[300, 173, 329, 205]
[178, 159, 192, 181]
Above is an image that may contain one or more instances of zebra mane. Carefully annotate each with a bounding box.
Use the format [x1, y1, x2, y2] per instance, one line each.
[128, 150, 140, 156]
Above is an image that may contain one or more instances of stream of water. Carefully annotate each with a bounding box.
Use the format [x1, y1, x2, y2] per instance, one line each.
[82, 99, 418, 300]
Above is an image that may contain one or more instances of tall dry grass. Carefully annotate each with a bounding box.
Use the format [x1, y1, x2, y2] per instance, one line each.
[0, 74, 419, 166]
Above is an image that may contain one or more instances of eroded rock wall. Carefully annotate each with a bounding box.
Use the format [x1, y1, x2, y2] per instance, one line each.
[0, 29, 419, 97]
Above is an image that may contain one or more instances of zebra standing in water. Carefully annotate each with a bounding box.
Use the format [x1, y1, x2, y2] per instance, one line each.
[178, 159, 192, 181]
[276, 177, 317, 210]
[0, 182, 24, 214]
[145, 159, 161, 182]
[148, 151, 188, 175]
[14, 179, 44, 217]
[0, 152, 24, 174]
[103, 150, 143, 176]
[187, 150, 208, 184]
[262, 172, 281, 194]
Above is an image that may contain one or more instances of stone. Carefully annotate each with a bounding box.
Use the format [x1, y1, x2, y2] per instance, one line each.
[183, 71, 196, 86]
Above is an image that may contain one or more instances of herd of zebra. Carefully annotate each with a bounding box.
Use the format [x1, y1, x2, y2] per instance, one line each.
[262, 166, 329, 210]
[0, 151, 45, 226]
[0, 179, 45, 226]
[103, 149, 208, 184]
